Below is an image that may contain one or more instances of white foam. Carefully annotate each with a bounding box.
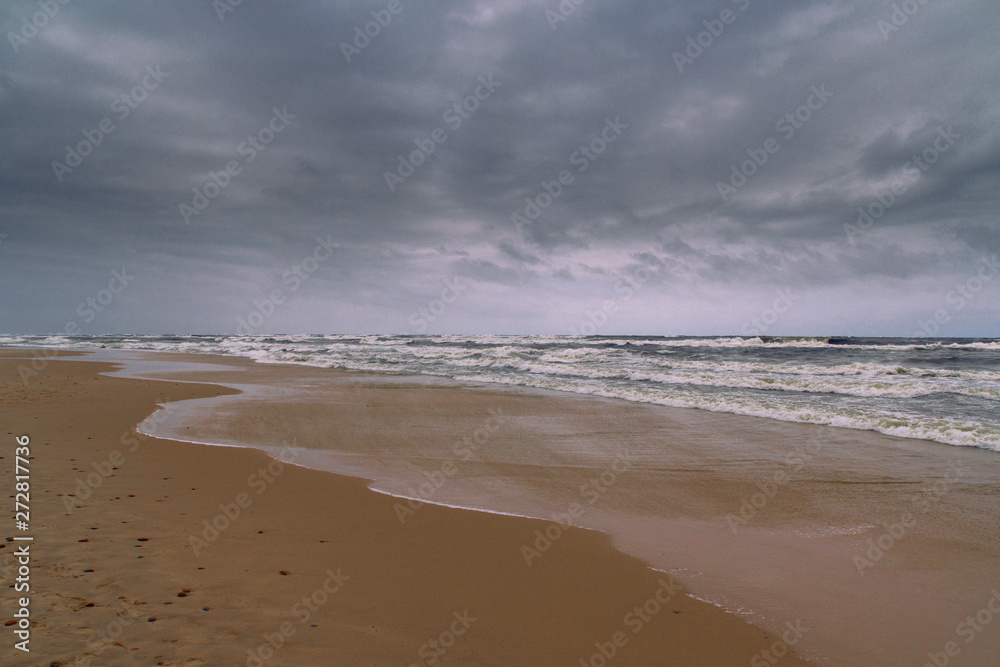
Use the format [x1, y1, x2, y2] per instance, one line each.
[9, 334, 1000, 452]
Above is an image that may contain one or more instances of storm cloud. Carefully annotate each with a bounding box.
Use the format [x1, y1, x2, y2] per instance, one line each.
[1, 0, 997, 335]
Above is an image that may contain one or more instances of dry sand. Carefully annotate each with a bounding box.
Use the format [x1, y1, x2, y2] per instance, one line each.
[0, 352, 812, 666]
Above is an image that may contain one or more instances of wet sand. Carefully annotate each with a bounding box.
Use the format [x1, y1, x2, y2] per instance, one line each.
[0, 350, 813, 666]
[130, 351, 1000, 666]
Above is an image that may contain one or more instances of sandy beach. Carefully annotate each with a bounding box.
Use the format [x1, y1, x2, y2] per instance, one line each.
[126, 349, 1000, 665]
[0, 350, 817, 666]
[5, 0, 996, 663]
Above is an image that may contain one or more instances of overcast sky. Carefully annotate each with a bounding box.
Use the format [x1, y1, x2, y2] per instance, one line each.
[1, 0, 997, 336]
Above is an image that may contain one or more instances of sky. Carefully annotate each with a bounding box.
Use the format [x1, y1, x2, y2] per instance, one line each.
[0, 0, 997, 336]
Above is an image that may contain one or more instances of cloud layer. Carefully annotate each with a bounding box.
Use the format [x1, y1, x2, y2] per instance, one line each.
[1, 0, 997, 335]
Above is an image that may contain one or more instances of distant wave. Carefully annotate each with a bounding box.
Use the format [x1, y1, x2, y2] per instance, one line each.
[3, 334, 998, 452]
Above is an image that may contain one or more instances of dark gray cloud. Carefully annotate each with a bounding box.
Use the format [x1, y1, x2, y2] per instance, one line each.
[0, 0, 997, 335]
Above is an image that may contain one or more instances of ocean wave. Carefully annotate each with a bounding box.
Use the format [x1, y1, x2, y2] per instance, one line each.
[448, 372, 1000, 452]
[4, 333, 998, 452]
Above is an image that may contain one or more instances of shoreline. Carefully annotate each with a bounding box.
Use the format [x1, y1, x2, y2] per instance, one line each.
[5, 334, 998, 454]
[0, 350, 815, 665]
[104, 348, 1000, 665]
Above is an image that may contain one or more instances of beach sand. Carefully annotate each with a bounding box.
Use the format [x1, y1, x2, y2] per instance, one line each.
[0, 352, 813, 666]
[129, 352, 1000, 665]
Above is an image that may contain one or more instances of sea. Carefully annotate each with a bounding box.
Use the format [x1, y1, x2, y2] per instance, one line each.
[6, 333, 1000, 664]
[3, 333, 998, 452]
